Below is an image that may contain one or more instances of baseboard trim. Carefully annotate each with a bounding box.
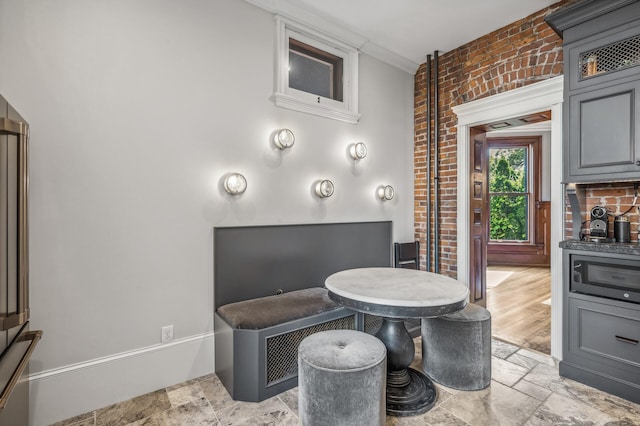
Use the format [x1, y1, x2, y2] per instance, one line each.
[29, 332, 214, 426]
[559, 360, 640, 404]
[29, 332, 214, 381]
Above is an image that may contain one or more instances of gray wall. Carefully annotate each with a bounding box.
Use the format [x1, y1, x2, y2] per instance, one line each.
[0, 0, 414, 423]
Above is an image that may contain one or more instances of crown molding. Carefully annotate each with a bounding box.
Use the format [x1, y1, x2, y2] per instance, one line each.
[545, 0, 636, 36]
[359, 42, 420, 75]
[244, 0, 419, 74]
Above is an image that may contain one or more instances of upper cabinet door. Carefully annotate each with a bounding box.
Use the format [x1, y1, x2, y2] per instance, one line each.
[566, 79, 640, 182]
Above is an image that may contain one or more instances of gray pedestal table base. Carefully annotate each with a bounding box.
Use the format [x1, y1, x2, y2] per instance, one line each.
[376, 318, 437, 416]
[325, 267, 470, 417]
[329, 292, 467, 416]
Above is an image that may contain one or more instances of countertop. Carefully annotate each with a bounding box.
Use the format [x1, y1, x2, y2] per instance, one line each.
[560, 239, 640, 256]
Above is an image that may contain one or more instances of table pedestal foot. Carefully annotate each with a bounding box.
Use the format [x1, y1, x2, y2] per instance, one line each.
[375, 318, 437, 416]
[386, 368, 437, 416]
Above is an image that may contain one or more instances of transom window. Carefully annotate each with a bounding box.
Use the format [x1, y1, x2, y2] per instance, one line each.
[274, 17, 359, 124]
[289, 38, 343, 102]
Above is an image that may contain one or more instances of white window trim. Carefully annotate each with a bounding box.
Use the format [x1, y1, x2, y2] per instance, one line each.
[487, 141, 536, 244]
[274, 16, 360, 124]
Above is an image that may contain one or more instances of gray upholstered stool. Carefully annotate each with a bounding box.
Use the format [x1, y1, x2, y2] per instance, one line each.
[298, 329, 387, 426]
[421, 303, 491, 390]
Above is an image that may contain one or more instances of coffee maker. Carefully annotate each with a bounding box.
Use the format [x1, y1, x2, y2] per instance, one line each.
[589, 205, 609, 241]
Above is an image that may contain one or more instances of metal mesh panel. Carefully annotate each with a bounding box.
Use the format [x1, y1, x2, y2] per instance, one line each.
[364, 314, 383, 335]
[265, 315, 355, 386]
[579, 35, 640, 79]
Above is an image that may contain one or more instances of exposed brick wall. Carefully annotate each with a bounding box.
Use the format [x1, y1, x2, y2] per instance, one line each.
[414, 1, 574, 278]
[566, 182, 640, 242]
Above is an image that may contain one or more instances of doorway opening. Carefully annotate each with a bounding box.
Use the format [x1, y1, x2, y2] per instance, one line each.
[476, 118, 552, 355]
[452, 77, 563, 358]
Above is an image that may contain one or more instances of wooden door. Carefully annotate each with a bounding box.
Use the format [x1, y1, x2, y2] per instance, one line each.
[469, 128, 487, 307]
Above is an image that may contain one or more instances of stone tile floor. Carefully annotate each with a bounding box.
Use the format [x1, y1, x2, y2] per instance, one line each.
[53, 338, 640, 425]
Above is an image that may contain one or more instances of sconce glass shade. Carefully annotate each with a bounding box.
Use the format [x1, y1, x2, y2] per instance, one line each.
[274, 129, 295, 149]
[349, 142, 367, 159]
[315, 179, 335, 198]
[224, 173, 247, 195]
[377, 185, 394, 201]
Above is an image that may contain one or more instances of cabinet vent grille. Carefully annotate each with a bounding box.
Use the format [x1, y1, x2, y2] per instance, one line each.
[265, 315, 355, 386]
[579, 35, 640, 80]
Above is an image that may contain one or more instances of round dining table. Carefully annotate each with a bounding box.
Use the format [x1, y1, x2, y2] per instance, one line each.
[325, 267, 469, 417]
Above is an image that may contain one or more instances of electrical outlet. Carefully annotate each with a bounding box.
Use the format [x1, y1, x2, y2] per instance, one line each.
[161, 325, 174, 343]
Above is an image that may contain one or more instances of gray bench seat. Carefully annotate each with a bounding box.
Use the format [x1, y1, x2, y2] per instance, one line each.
[214, 287, 357, 402]
[217, 287, 339, 330]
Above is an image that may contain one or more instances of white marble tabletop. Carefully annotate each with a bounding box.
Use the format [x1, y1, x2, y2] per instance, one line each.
[325, 267, 469, 317]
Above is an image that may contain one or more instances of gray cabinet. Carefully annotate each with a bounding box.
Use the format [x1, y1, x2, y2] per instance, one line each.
[567, 79, 640, 180]
[547, 0, 640, 183]
[566, 297, 640, 374]
[560, 248, 640, 404]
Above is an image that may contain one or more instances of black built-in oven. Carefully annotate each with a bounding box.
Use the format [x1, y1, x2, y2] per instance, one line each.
[571, 254, 640, 304]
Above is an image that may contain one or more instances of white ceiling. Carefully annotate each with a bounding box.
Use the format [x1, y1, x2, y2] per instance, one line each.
[245, 0, 559, 73]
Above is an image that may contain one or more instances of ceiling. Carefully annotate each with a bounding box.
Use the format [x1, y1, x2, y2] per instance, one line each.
[245, 0, 559, 73]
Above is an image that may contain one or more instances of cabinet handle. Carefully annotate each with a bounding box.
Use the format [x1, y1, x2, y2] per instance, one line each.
[615, 335, 639, 345]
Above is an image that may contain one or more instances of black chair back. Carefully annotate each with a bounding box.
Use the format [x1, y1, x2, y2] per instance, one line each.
[394, 241, 420, 270]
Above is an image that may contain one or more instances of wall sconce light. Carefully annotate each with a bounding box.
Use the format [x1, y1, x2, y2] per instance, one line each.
[349, 142, 367, 160]
[274, 128, 295, 150]
[224, 173, 247, 195]
[377, 185, 394, 201]
[314, 179, 335, 198]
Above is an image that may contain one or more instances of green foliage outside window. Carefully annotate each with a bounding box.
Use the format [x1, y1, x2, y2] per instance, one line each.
[489, 147, 528, 241]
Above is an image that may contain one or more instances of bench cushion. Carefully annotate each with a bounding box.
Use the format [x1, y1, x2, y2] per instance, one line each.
[217, 287, 341, 330]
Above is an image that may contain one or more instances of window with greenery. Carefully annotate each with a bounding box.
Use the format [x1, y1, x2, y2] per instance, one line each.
[488, 145, 531, 241]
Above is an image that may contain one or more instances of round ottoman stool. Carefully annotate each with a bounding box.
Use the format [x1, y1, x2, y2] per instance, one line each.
[298, 329, 387, 426]
[421, 303, 491, 390]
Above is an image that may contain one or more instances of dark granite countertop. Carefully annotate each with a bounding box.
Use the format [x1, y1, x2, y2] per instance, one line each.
[560, 239, 640, 256]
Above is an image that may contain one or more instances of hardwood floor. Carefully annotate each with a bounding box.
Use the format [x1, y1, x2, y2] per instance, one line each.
[486, 265, 551, 354]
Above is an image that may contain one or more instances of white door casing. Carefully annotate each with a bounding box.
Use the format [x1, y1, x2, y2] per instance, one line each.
[452, 76, 564, 360]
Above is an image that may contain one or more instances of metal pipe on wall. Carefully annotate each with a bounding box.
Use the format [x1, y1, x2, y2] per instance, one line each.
[434, 50, 440, 274]
[425, 54, 432, 272]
